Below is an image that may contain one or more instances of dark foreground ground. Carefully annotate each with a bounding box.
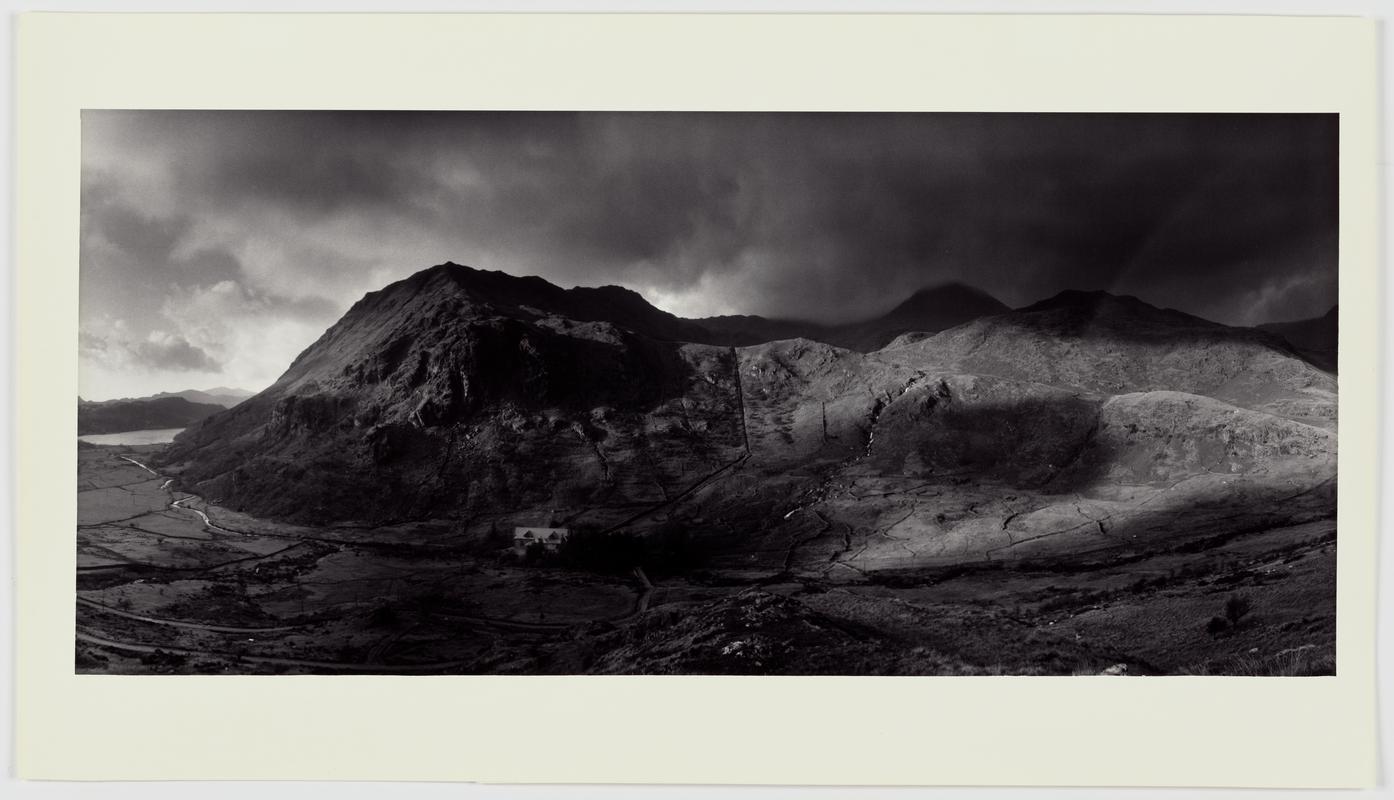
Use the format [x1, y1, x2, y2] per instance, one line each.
[77, 444, 1335, 676]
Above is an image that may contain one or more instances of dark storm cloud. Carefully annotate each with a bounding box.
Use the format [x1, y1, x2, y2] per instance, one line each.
[133, 335, 221, 372]
[80, 111, 1337, 397]
[80, 328, 221, 373]
[80, 170, 242, 319]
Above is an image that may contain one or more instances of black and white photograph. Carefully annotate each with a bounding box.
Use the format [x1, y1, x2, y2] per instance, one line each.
[75, 110, 1339, 677]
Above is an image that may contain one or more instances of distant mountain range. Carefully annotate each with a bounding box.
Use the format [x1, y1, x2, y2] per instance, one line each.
[77, 387, 254, 435]
[159, 261, 1335, 564]
[319, 263, 1318, 363]
[78, 396, 227, 436]
[149, 386, 256, 408]
[84, 386, 255, 409]
[695, 282, 1010, 352]
[82, 386, 254, 409]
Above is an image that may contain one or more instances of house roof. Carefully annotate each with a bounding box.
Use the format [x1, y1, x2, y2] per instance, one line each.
[514, 526, 569, 539]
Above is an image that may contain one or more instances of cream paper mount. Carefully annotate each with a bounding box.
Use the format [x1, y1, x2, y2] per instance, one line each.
[16, 12, 1380, 787]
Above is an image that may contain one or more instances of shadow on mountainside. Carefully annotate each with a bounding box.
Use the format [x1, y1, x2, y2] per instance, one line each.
[155, 332, 741, 525]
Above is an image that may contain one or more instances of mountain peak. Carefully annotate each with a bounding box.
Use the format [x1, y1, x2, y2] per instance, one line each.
[277, 262, 726, 392]
[905, 280, 992, 298]
[412, 262, 558, 299]
[883, 282, 1008, 322]
[1019, 289, 1145, 313]
[896, 281, 1003, 306]
[1006, 290, 1240, 341]
[388, 264, 657, 315]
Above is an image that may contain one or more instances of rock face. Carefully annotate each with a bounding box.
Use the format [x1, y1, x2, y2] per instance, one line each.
[78, 396, 227, 435]
[161, 263, 1336, 575]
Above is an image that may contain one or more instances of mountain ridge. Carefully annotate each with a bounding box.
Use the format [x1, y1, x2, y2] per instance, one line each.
[84, 386, 256, 409]
[340, 262, 1019, 353]
[157, 258, 1336, 583]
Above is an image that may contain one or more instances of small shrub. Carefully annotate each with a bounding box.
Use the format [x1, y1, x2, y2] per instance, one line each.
[466, 522, 514, 556]
[521, 541, 552, 566]
[139, 649, 188, 668]
[410, 589, 447, 613]
[556, 522, 707, 576]
[524, 572, 547, 596]
[367, 603, 401, 629]
[1224, 594, 1252, 628]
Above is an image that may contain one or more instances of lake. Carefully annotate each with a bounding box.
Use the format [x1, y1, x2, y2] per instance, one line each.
[77, 428, 185, 446]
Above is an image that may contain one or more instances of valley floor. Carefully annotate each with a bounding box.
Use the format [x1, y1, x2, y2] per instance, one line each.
[76, 445, 1335, 676]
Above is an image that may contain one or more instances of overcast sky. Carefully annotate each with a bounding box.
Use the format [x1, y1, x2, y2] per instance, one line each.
[80, 111, 1338, 400]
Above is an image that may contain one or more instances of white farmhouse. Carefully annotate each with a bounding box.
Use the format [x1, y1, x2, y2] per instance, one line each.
[513, 526, 570, 556]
